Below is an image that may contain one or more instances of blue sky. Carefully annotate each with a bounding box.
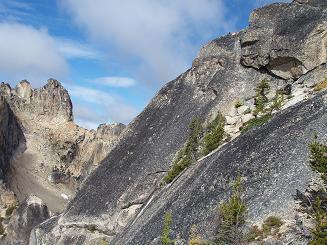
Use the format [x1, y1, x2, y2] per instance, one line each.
[0, 0, 290, 128]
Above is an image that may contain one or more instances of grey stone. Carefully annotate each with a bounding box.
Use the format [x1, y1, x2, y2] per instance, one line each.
[2, 195, 50, 245]
[237, 105, 250, 115]
[225, 115, 238, 125]
[241, 113, 255, 123]
[240, 0, 327, 80]
[15, 80, 32, 101]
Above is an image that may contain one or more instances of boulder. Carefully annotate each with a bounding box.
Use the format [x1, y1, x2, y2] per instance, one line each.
[2, 195, 49, 245]
[241, 0, 327, 80]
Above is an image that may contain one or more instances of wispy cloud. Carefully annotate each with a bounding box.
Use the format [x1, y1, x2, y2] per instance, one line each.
[61, 0, 235, 86]
[65, 84, 139, 127]
[74, 104, 107, 129]
[89, 77, 136, 88]
[65, 84, 116, 104]
[56, 38, 102, 60]
[0, 22, 68, 85]
[0, 0, 33, 21]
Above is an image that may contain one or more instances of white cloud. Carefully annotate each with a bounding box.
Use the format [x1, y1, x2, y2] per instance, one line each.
[74, 105, 106, 129]
[65, 84, 138, 126]
[56, 38, 101, 60]
[0, 22, 68, 85]
[65, 84, 116, 104]
[61, 0, 234, 85]
[90, 77, 136, 88]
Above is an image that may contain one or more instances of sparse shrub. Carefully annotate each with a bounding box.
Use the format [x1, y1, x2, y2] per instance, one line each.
[262, 216, 283, 236]
[98, 239, 109, 245]
[5, 205, 16, 217]
[247, 216, 283, 242]
[310, 197, 327, 244]
[189, 238, 209, 245]
[253, 79, 270, 115]
[309, 133, 327, 174]
[307, 134, 327, 244]
[161, 212, 173, 245]
[243, 108, 252, 115]
[314, 78, 327, 92]
[189, 225, 209, 245]
[202, 113, 225, 156]
[0, 218, 4, 236]
[270, 89, 285, 111]
[164, 118, 202, 184]
[87, 224, 97, 232]
[187, 118, 203, 160]
[216, 176, 247, 244]
[247, 225, 262, 241]
[164, 113, 226, 184]
[234, 100, 243, 108]
[240, 114, 272, 133]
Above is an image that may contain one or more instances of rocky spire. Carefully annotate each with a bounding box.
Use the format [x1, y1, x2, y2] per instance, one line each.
[0, 79, 73, 124]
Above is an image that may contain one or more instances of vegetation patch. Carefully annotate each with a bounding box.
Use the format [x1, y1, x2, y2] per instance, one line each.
[234, 100, 243, 108]
[86, 224, 97, 233]
[189, 225, 210, 245]
[164, 114, 226, 184]
[253, 79, 270, 116]
[0, 217, 5, 236]
[296, 134, 327, 244]
[270, 89, 285, 111]
[307, 134, 327, 244]
[202, 113, 225, 156]
[314, 78, 327, 92]
[247, 216, 283, 242]
[309, 133, 327, 175]
[5, 205, 16, 217]
[163, 118, 202, 184]
[310, 197, 327, 244]
[98, 239, 109, 245]
[239, 79, 274, 133]
[240, 114, 272, 133]
[216, 176, 247, 244]
[161, 212, 174, 245]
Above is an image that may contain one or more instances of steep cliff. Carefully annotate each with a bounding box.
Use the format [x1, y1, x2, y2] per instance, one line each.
[28, 0, 327, 244]
[0, 95, 25, 181]
[0, 79, 125, 213]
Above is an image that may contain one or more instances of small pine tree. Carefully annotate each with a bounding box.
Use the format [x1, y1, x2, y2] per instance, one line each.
[310, 197, 327, 244]
[186, 118, 203, 161]
[309, 133, 327, 174]
[216, 176, 247, 244]
[253, 79, 270, 115]
[164, 118, 202, 184]
[308, 134, 327, 244]
[161, 212, 173, 245]
[202, 113, 225, 156]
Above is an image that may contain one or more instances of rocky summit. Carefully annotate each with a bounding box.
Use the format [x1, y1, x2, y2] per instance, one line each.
[0, 79, 125, 243]
[1, 0, 327, 244]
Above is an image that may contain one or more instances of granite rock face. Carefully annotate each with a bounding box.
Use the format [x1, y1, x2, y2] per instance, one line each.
[0, 79, 73, 123]
[113, 91, 326, 244]
[0, 78, 125, 188]
[2, 195, 50, 245]
[30, 0, 327, 244]
[0, 96, 25, 181]
[241, 0, 327, 80]
[0, 79, 125, 243]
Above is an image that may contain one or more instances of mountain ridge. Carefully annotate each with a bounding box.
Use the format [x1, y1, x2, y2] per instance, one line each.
[29, 0, 327, 244]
